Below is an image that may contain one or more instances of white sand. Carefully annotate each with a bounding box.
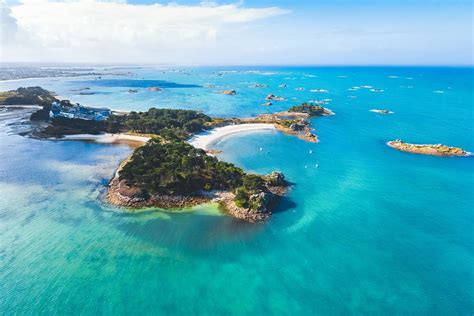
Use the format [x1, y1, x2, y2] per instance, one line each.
[61, 133, 150, 144]
[189, 123, 276, 150]
[60, 124, 275, 149]
[0, 105, 43, 109]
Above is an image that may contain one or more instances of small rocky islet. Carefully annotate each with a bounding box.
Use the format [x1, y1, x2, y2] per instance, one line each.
[221, 89, 237, 95]
[387, 139, 471, 157]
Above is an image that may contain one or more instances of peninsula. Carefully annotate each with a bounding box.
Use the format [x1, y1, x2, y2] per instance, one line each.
[387, 139, 471, 157]
[108, 139, 288, 221]
[2, 87, 340, 221]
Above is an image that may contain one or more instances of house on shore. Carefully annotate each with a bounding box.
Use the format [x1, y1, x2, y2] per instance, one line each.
[49, 101, 111, 121]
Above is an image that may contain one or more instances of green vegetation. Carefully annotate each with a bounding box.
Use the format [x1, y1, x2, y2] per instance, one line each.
[233, 175, 267, 209]
[119, 139, 277, 209]
[0, 87, 211, 140]
[43, 117, 107, 136]
[120, 140, 243, 195]
[277, 119, 298, 129]
[288, 102, 327, 116]
[0, 86, 56, 105]
[2, 86, 288, 212]
[0, 87, 59, 120]
[106, 108, 212, 140]
[45, 107, 213, 139]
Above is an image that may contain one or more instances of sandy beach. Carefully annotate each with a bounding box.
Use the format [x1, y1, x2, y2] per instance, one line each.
[0, 105, 43, 109]
[189, 123, 276, 150]
[61, 133, 151, 147]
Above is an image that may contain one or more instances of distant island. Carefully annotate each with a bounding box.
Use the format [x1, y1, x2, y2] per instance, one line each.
[387, 140, 471, 157]
[0, 66, 106, 81]
[1, 87, 336, 221]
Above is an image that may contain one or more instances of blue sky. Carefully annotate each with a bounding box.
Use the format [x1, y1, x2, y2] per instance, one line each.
[1, 0, 472, 65]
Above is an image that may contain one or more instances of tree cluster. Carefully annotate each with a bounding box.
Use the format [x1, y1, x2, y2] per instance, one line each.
[288, 103, 326, 116]
[106, 108, 212, 140]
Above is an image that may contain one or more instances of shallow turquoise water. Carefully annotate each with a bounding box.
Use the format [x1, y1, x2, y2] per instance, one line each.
[0, 67, 473, 314]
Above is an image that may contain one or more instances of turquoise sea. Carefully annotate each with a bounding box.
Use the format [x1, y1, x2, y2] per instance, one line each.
[0, 67, 473, 315]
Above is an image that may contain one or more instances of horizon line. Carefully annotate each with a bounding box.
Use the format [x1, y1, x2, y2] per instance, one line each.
[1, 62, 473, 68]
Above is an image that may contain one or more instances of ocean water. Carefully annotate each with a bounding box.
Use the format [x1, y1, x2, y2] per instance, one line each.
[0, 67, 473, 315]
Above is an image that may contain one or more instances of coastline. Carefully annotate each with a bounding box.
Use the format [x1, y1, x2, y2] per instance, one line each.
[107, 169, 287, 222]
[0, 104, 43, 109]
[189, 123, 276, 150]
[59, 133, 151, 147]
[107, 164, 212, 210]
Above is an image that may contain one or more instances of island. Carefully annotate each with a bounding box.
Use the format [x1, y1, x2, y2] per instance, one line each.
[2, 87, 341, 221]
[387, 139, 471, 157]
[287, 102, 335, 116]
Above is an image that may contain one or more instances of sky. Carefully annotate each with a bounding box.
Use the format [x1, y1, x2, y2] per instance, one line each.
[0, 0, 472, 65]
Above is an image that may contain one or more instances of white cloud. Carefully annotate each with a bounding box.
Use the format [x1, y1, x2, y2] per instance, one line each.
[1, 1, 469, 65]
[1, 0, 289, 63]
[0, 0, 18, 41]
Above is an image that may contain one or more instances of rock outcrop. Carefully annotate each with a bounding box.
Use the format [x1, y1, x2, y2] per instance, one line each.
[387, 140, 471, 157]
[222, 90, 237, 95]
[216, 171, 288, 222]
[266, 94, 286, 101]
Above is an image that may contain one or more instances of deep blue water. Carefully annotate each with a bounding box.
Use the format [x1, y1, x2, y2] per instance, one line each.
[0, 67, 473, 315]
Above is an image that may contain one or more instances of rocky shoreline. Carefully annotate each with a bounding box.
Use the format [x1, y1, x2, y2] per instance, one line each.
[215, 180, 288, 222]
[387, 140, 471, 157]
[107, 156, 288, 222]
[274, 123, 318, 143]
[107, 157, 212, 209]
[251, 110, 332, 143]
